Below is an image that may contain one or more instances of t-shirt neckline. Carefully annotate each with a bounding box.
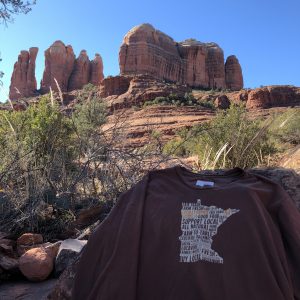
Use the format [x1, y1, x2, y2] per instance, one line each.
[174, 165, 247, 191]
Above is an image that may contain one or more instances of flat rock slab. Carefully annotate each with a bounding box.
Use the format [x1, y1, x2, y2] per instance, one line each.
[0, 279, 57, 300]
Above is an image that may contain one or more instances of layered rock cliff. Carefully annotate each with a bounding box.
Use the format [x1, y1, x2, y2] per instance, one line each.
[119, 24, 243, 90]
[9, 47, 38, 100]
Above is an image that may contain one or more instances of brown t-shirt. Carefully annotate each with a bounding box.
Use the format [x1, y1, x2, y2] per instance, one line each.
[72, 165, 300, 300]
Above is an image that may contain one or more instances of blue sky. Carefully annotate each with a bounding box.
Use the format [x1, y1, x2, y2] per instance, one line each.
[0, 0, 299, 101]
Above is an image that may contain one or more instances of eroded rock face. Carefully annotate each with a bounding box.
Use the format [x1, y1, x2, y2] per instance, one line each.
[68, 50, 91, 91]
[99, 75, 132, 98]
[89, 53, 104, 86]
[119, 24, 243, 90]
[38, 41, 104, 94]
[9, 47, 38, 100]
[246, 86, 300, 109]
[100, 74, 190, 111]
[41, 41, 75, 93]
[214, 95, 230, 109]
[225, 55, 243, 91]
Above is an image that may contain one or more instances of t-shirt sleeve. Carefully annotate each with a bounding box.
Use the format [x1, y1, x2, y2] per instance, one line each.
[72, 172, 150, 300]
[275, 184, 300, 299]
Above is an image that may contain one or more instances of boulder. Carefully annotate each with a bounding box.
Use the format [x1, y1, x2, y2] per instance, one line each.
[55, 239, 87, 276]
[214, 95, 230, 109]
[40, 41, 75, 93]
[19, 243, 60, 282]
[17, 233, 43, 246]
[9, 47, 38, 100]
[225, 55, 243, 91]
[47, 255, 80, 300]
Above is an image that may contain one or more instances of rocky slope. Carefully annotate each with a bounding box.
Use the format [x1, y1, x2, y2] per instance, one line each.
[119, 24, 243, 90]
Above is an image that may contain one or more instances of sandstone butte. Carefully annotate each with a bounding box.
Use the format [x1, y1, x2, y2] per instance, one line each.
[9, 41, 104, 100]
[7, 23, 300, 112]
[119, 23, 243, 90]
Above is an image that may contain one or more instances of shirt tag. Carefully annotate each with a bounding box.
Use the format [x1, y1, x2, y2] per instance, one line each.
[195, 180, 214, 187]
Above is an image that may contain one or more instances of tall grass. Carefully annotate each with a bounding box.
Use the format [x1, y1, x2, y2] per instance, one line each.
[162, 103, 296, 170]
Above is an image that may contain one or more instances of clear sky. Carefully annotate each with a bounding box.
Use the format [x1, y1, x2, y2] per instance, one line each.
[0, 0, 299, 102]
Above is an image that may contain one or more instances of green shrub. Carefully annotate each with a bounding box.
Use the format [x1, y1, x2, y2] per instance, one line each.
[0, 95, 110, 237]
[268, 107, 300, 146]
[163, 103, 277, 169]
[142, 92, 202, 108]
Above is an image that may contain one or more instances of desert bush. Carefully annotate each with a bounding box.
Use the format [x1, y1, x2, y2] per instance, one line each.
[163, 103, 277, 169]
[142, 92, 205, 108]
[0, 93, 174, 238]
[268, 107, 300, 146]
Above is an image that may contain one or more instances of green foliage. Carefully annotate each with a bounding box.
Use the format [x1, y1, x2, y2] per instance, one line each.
[0, 94, 109, 237]
[268, 107, 300, 146]
[163, 103, 277, 169]
[73, 98, 107, 137]
[0, 0, 36, 25]
[142, 92, 209, 108]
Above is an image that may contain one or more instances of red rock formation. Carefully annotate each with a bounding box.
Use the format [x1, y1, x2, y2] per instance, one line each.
[178, 41, 206, 87]
[100, 74, 190, 111]
[119, 24, 243, 90]
[246, 86, 300, 109]
[225, 55, 243, 90]
[206, 44, 226, 89]
[68, 50, 91, 91]
[89, 53, 104, 86]
[99, 75, 131, 98]
[119, 24, 183, 83]
[40, 41, 75, 93]
[40, 42, 103, 93]
[214, 95, 230, 109]
[9, 47, 38, 100]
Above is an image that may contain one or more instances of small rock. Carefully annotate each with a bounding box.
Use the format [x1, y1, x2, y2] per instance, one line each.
[17, 242, 52, 257]
[17, 233, 43, 246]
[55, 239, 87, 276]
[0, 238, 16, 256]
[48, 255, 81, 300]
[0, 253, 19, 272]
[19, 246, 56, 281]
